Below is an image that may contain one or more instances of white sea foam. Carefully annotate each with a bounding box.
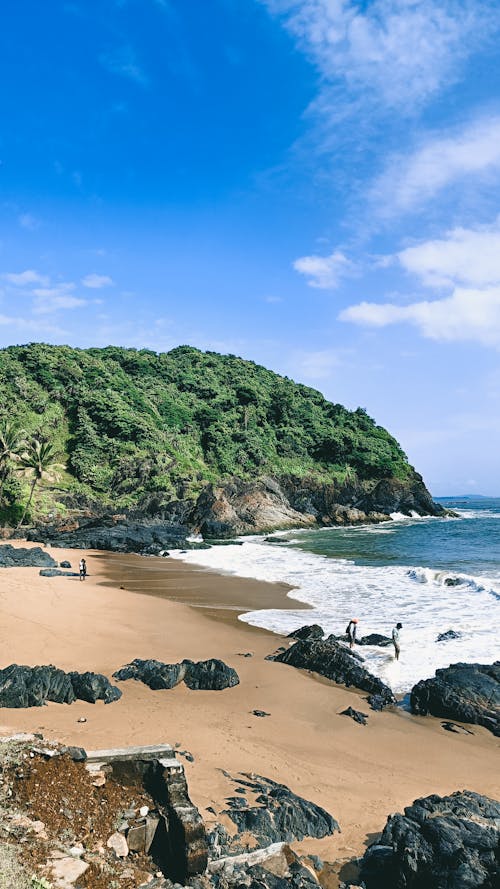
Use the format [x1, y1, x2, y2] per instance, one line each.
[170, 533, 500, 694]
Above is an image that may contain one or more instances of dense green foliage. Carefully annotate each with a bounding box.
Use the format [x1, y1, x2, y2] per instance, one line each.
[0, 343, 413, 522]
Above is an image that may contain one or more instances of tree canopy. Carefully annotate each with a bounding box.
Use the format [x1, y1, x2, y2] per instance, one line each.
[0, 343, 414, 521]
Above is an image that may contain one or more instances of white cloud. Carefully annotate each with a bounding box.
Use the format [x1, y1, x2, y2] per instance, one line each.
[33, 294, 87, 314]
[263, 1, 497, 109]
[0, 314, 67, 334]
[397, 222, 500, 288]
[340, 287, 500, 346]
[99, 46, 149, 85]
[294, 249, 353, 288]
[81, 273, 114, 289]
[18, 213, 40, 231]
[4, 270, 49, 286]
[374, 115, 500, 214]
[293, 348, 343, 378]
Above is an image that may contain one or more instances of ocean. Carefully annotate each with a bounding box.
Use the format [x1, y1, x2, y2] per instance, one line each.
[170, 497, 500, 694]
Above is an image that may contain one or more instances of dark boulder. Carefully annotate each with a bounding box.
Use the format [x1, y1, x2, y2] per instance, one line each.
[114, 657, 239, 691]
[113, 658, 187, 690]
[68, 671, 122, 704]
[0, 545, 57, 568]
[340, 707, 368, 725]
[287, 625, 324, 641]
[0, 664, 75, 707]
[39, 568, 79, 577]
[358, 790, 500, 889]
[436, 630, 461, 642]
[410, 662, 500, 736]
[275, 638, 395, 707]
[0, 664, 121, 708]
[59, 560, 72, 568]
[26, 518, 201, 556]
[183, 658, 240, 690]
[358, 634, 392, 647]
[223, 774, 340, 845]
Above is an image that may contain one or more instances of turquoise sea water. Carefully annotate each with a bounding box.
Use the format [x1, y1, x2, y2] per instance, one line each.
[172, 498, 500, 693]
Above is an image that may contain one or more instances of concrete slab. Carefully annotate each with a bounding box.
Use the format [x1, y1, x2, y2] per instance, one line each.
[85, 744, 174, 763]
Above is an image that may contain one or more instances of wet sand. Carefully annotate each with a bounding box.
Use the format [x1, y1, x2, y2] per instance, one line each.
[0, 542, 498, 882]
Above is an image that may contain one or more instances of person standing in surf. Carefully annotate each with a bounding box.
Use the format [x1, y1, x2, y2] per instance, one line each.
[392, 622, 402, 660]
[346, 618, 358, 649]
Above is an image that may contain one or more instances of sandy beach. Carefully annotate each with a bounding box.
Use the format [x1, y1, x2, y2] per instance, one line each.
[0, 542, 498, 881]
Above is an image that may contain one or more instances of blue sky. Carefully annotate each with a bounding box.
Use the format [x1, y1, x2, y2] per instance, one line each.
[1, 0, 500, 494]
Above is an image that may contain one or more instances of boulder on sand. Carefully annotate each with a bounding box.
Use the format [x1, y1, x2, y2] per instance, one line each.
[358, 790, 500, 889]
[410, 661, 500, 736]
[223, 774, 340, 846]
[113, 658, 187, 690]
[0, 664, 121, 708]
[274, 637, 395, 708]
[0, 545, 57, 568]
[114, 657, 239, 691]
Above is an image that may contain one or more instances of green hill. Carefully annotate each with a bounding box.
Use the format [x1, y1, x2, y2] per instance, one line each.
[0, 343, 416, 526]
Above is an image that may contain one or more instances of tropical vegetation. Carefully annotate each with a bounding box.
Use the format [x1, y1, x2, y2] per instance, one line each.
[0, 343, 414, 525]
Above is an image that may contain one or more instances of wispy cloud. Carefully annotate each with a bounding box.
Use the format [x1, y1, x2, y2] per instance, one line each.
[33, 294, 87, 314]
[373, 114, 500, 215]
[99, 46, 149, 86]
[292, 347, 344, 379]
[294, 249, 354, 288]
[263, 1, 498, 111]
[0, 314, 67, 335]
[81, 273, 114, 289]
[18, 213, 40, 231]
[3, 270, 49, 286]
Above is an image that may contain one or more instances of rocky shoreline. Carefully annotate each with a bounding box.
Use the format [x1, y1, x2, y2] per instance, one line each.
[7, 473, 449, 557]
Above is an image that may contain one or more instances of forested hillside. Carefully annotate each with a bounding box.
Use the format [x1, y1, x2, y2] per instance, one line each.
[0, 343, 414, 525]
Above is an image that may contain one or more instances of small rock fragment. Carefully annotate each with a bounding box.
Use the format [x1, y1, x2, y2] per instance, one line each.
[107, 831, 129, 858]
[252, 710, 271, 717]
[139, 805, 149, 817]
[50, 856, 89, 887]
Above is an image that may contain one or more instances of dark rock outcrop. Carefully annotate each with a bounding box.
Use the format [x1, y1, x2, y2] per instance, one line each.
[68, 670, 123, 704]
[358, 790, 500, 889]
[288, 625, 324, 641]
[410, 662, 500, 736]
[0, 664, 122, 707]
[184, 658, 240, 690]
[357, 633, 392, 647]
[25, 518, 202, 556]
[39, 568, 79, 577]
[223, 774, 340, 845]
[114, 657, 239, 691]
[340, 707, 368, 725]
[0, 545, 57, 568]
[274, 637, 395, 707]
[113, 659, 187, 690]
[436, 629, 462, 642]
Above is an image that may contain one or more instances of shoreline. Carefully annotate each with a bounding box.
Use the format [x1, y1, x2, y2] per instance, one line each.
[0, 540, 498, 883]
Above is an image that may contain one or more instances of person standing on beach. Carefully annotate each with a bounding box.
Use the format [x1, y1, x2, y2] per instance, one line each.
[79, 557, 87, 581]
[392, 622, 402, 660]
[346, 618, 358, 649]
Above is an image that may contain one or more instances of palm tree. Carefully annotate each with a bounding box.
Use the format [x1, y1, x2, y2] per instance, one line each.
[0, 422, 25, 497]
[15, 440, 62, 531]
